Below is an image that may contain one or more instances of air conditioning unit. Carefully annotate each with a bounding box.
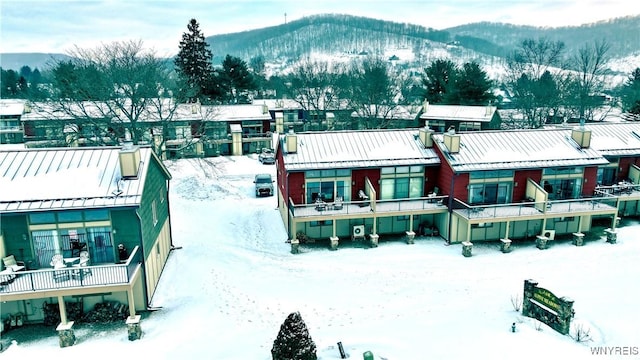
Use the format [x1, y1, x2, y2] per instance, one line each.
[353, 225, 365, 238]
[543, 230, 556, 240]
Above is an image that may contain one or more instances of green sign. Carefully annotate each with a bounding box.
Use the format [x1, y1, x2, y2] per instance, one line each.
[532, 287, 560, 312]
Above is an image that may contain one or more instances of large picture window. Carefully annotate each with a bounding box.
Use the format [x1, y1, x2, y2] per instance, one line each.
[380, 166, 424, 200]
[305, 169, 351, 203]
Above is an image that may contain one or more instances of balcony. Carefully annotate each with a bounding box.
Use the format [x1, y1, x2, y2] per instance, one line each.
[453, 196, 619, 221]
[0, 246, 142, 301]
[289, 195, 449, 219]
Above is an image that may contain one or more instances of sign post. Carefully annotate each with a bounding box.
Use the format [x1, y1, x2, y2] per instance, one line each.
[522, 279, 574, 335]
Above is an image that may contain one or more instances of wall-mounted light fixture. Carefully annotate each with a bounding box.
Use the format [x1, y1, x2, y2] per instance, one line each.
[22, 234, 27, 241]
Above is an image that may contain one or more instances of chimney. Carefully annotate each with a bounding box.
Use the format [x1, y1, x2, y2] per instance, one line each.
[485, 104, 493, 116]
[571, 126, 591, 148]
[119, 142, 141, 179]
[418, 121, 433, 148]
[285, 126, 297, 153]
[422, 100, 429, 113]
[443, 127, 461, 153]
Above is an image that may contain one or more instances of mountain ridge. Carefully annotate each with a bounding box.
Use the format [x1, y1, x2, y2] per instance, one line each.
[2, 14, 639, 73]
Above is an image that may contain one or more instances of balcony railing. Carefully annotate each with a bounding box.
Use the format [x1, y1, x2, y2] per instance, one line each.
[289, 195, 449, 218]
[0, 246, 141, 296]
[453, 196, 619, 220]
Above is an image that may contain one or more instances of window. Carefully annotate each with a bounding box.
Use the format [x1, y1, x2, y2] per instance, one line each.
[305, 170, 351, 203]
[380, 166, 424, 200]
[459, 122, 481, 131]
[469, 183, 511, 205]
[57, 211, 83, 222]
[541, 168, 584, 200]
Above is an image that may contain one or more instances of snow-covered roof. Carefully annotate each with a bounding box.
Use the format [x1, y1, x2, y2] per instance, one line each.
[0, 146, 165, 213]
[281, 129, 440, 171]
[0, 99, 25, 117]
[252, 98, 301, 110]
[434, 128, 609, 172]
[21, 101, 271, 123]
[350, 104, 423, 120]
[420, 104, 497, 123]
[587, 122, 640, 157]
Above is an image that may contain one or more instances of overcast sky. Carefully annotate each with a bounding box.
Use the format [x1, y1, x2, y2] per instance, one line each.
[1, 0, 638, 56]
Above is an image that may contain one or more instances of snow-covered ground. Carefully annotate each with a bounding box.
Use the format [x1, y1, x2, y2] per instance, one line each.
[4, 155, 640, 359]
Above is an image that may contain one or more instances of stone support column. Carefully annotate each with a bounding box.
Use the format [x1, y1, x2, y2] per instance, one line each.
[405, 231, 415, 245]
[126, 315, 142, 341]
[462, 241, 473, 257]
[605, 228, 617, 244]
[572, 232, 585, 246]
[536, 235, 549, 250]
[329, 236, 339, 251]
[56, 321, 75, 348]
[500, 238, 512, 253]
[369, 234, 379, 248]
[290, 239, 300, 254]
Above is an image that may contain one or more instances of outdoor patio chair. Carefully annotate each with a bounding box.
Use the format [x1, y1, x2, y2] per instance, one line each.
[72, 251, 92, 279]
[50, 255, 70, 282]
[2, 255, 25, 272]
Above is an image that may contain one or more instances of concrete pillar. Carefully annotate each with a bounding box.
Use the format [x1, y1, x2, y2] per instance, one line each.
[462, 241, 473, 257]
[369, 234, 379, 248]
[56, 321, 75, 348]
[126, 315, 142, 341]
[405, 231, 415, 245]
[536, 235, 549, 250]
[605, 228, 617, 244]
[329, 236, 339, 250]
[572, 232, 585, 246]
[290, 238, 300, 254]
[500, 238, 512, 253]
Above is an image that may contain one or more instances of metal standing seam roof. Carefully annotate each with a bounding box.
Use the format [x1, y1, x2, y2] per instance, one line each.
[419, 104, 497, 123]
[433, 128, 610, 172]
[585, 122, 640, 157]
[281, 129, 440, 171]
[0, 146, 157, 213]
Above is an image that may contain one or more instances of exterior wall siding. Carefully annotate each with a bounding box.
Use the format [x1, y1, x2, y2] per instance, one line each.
[288, 172, 306, 205]
[583, 166, 598, 196]
[352, 169, 380, 199]
[514, 170, 542, 201]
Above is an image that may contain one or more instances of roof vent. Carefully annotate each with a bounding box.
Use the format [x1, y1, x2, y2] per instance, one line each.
[119, 143, 141, 179]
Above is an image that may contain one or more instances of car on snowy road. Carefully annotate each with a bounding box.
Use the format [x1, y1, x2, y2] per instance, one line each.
[258, 148, 275, 164]
[254, 173, 274, 196]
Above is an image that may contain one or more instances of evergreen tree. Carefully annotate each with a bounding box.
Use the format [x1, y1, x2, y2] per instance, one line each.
[271, 312, 317, 360]
[220, 54, 255, 103]
[174, 18, 214, 102]
[446, 62, 494, 105]
[421, 59, 457, 104]
[621, 68, 640, 115]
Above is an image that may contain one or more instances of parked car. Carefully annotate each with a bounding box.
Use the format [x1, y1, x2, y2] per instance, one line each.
[254, 173, 274, 197]
[258, 148, 275, 164]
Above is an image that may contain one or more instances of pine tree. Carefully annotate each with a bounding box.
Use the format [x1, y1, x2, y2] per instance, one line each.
[621, 68, 640, 115]
[174, 18, 214, 102]
[271, 311, 317, 360]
